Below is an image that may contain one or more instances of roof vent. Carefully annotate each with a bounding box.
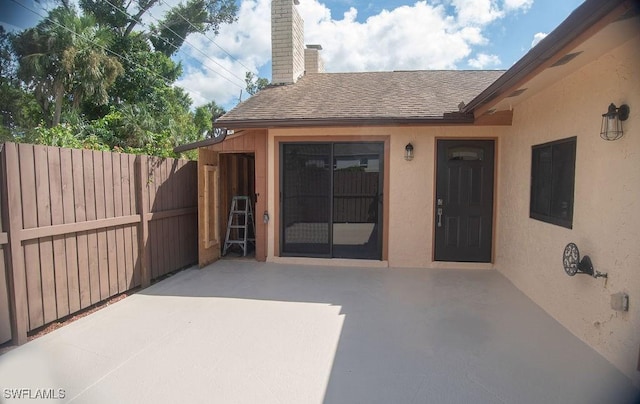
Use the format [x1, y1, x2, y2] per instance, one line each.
[507, 88, 528, 98]
[550, 51, 583, 68]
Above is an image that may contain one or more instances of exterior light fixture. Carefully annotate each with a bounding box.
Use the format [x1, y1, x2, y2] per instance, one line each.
[600, 103, 629, 141]
[404, 143, 414, 161]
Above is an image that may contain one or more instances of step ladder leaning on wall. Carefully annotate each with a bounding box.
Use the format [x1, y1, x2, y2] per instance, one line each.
[222, 196, 256, 257]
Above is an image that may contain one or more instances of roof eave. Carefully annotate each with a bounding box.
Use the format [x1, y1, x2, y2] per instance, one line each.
[462, 0, 633, 116]
[172, 114, 475, 152]
[215, 114, 475, 130]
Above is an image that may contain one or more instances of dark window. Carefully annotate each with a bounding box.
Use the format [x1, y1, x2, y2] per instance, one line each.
[530, 137, 576, 229]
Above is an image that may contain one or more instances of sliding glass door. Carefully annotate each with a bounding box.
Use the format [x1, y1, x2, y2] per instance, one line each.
[281, 142, 383, 259]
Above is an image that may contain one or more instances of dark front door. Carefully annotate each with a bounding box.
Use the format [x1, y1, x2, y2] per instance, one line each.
[434, 140, 494, 262]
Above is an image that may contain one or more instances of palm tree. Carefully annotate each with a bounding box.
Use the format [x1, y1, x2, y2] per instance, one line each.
[13, 7, 123, 127]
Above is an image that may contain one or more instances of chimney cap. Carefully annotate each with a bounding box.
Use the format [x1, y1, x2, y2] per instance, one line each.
[293, 0, 299, 4]
[306, 44, 323, 50]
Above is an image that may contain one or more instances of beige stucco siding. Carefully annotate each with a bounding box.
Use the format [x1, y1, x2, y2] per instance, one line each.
[496, 35, 640, 383]
[265, 126, 508, 268]
[258, 33, 639, 382]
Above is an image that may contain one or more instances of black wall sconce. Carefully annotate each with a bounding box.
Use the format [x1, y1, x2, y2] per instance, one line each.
[404, 143, 414, 161]
[600, 103, 630, 141]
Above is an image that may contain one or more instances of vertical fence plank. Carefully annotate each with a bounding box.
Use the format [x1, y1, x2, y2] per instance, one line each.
[48, 147, 69, 318]
[120, 154, 137, 289]
[102, 152, 118, 296]
[151, 159, 162, 278]
[73, 149, 90, 309]
[0, 240, 9, 344]
[3, 143, 28, 344]
[34, 145, 56, 325]
[112, 154, 127, 293]
[93, 152, 109, 300]
[20, 145, 43, 330]
[170, 160, 180, 271]
[164, 159, 173, 275]
[146, 158, 157, 279]
[129, 155, 140, 287]
[155, 159, 164, 278]
[61, 148, 80, 313]
[0, 151, 10, 343]
[136, 156, 150, 287]
[177, 160, 186, 267]
[83, 149, 100, 305]
[190, 161, 198, 262]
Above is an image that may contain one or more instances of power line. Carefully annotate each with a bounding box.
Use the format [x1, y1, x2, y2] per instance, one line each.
[157, 0, 259, 76]
[145, 8, 248, 86]
[9, 0, 217, 101]
[102, 0, 246, 90]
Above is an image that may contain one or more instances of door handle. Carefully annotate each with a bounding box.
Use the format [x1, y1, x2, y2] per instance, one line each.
[437, 208, 443, 228]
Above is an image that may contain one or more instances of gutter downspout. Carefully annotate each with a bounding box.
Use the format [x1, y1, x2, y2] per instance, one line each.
[173, 127, 229, 154]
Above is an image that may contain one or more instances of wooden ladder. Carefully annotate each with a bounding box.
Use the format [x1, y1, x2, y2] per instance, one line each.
[222, 196, 255, 257]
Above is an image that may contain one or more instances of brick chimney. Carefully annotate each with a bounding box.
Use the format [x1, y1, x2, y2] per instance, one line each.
[304, 44, 325, 74]
[271, 0, 305, 85]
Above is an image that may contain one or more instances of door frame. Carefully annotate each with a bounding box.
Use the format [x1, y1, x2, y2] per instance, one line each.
[278, 141, 384, 259]
[274, 135, 390, 261]
[432, 137, 498, 263]
[196, 131, 268, 263]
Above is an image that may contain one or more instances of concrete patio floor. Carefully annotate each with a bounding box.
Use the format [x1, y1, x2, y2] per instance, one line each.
[0, 260, 638, 403]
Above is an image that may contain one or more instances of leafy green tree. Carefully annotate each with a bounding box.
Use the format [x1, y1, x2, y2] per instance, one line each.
[80, 0, 238, 56]
[193, 106, 213, 138]
[12, 7, 123, 127]
[4, 1, 238, 159]
[0, 26, 42, 140]
[245, 71, 269, 96]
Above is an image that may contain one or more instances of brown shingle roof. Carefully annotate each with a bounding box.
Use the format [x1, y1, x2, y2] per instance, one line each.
[217, 70, 504, 128]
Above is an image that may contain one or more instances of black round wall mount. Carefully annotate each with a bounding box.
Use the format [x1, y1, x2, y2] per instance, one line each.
[563, 242, 580, 276]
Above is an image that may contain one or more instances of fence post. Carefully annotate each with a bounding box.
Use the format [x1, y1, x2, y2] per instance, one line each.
[2, 143, 28, 344]
[136, 155, 151, 287]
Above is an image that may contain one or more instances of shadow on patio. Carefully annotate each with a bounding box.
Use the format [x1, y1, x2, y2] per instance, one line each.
[0, 260, 638, 403]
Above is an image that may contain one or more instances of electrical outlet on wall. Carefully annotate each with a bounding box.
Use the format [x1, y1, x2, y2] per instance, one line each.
[610, 292, 629, 312]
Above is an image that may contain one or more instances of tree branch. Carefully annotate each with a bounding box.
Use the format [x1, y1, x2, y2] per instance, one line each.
[124, 0, 158, 37]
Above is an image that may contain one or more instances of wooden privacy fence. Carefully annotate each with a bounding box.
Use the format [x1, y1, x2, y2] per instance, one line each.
[0, 143, 198, 345]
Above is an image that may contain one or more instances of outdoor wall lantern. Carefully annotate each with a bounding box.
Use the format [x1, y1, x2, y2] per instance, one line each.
[404, 143, 414, 161]
[600, 103, 630, 141]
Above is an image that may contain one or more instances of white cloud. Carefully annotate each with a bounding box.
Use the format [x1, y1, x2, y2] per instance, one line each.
[175, 0, 272, 107]
[451, 0, 504, 26]
[468, 53, 501, 69]
[173, 0, 534, 108]
[531, 32, 548, 48]
[504, 0, 534, 12]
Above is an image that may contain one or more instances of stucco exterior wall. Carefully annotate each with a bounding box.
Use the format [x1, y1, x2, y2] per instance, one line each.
[496, 35, 640, 383]
[265, 126, 508, 268]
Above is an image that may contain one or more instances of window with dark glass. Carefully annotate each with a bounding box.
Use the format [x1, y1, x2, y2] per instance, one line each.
[530, 137, 576, 229]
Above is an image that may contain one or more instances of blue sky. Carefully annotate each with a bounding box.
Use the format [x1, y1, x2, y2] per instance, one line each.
[1, 0, 584, 110]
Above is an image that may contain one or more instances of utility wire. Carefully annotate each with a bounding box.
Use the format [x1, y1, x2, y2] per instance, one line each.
[10, 0, 213, 100]
[157, 0, 259, 76]
[145, 7, 247, 86]
[103, 0, 246, 90]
